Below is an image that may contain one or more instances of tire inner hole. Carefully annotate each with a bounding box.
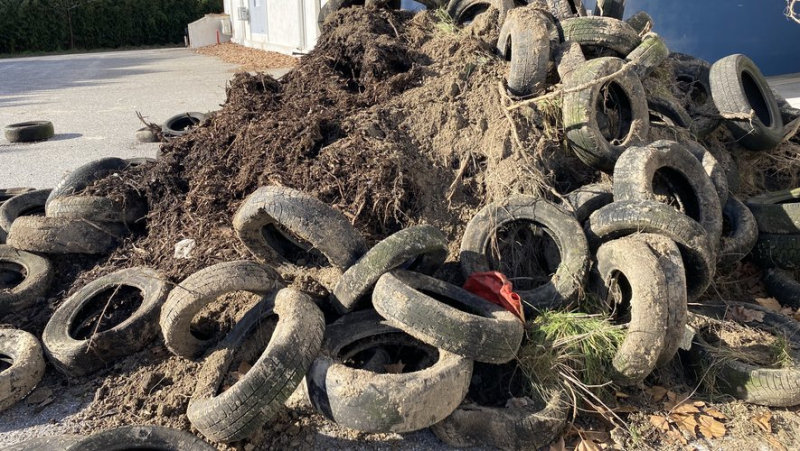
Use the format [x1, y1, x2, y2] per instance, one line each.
[341, 333, 438, 374]
[652, 167, 701, 221]
[676, 75, 709, 105]
[607, 270, 633, 324]
[19, 205, 45, 217]
[0, 262, 26, 290]
[0, 353, 12, 372]
[261, 222, 329, 268]
[70, 285, 143, 340]
[417, 288, 485, 316]
[489, 221, 561, 292]
[219, 314, 279, 394]
[741, 70, 772, 126]
[169, 116, 200, 132]
[597, 81, 634, 145]
[190, 291, 265, 342]
[458, 4, 490, 25]
[466, 361, 533, 407]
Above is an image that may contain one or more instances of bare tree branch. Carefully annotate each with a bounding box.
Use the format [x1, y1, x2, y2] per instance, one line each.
[789, 0, 800, 24]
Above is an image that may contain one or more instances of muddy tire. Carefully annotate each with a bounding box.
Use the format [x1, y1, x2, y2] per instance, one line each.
[162, 112, 206, 138]
[42, 268, 170, 377]
[746, 188, 800, 234]
[447, 0, 515, 26]
[566, 183, 613, 223]
[233, 186, 367, 271]
[613, 140, 723, 249]
[430, 388, 570, 450]
[549, 0, 586, 19]
[461, 196, 589, 313]
[626, 11, 652, 35]
[160, 261, 282, 358]
[647, 91, 694, 130]
[718, 197, 758, 267]
[46, 195, 146, 226]
[763, 269, 800, 309]
[593, 234, 686, 384]
[563, 57, 649, 172]
[497, 7, 554, 97]
[682, 141, 729, 207]
[585, 200, 714, 300]
[0, 188, 35, 205]
[772, 88, 800, 124]
[750, 234, 800, 270]
[46, 158, 128, 208]
[66, 425, 214, 451]
[6, 216, 126, 255]
[3, 121, 54, 143]
[626, 33, 669, 79]
[306, 310, 472, 433]
[710, 54, 784, 151]
[188, 289, 324, 443]
[1, 435, 82, 451]
[669, 53, 720, 138]
[0, 189, 50, 243]
[0, 245, 54, 315]
[689, 303, 800, 407]
[561, 17, 640, 56]
[593, 0, 624, 19]
[332, 225, 448, 314]
[134, 127, 159, 143]
[372, 270, 523, 364]
[0, 329, 45, 413]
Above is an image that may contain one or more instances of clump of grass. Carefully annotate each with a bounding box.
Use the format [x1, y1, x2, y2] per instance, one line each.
[433, 8, 457, 34]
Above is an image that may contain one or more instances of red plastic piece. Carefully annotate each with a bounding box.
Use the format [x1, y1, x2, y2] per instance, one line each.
[463, 272, 525, 322]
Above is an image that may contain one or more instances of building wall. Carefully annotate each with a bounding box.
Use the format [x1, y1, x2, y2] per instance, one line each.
[224, 0, 321, 54]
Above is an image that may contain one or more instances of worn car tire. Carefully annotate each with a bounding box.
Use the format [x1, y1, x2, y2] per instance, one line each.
[1, 435, 82, 451]
[0, 189, 50, 243]
[669, 53, 721, 138]
[626, 11, 652, 35]
[747, 188, 800, 234]
[431, 388, 570, 450]
[3, 121, 54, 143]
[563, 57, 649, 172]
[373, 270, 523, 364]
[549, 0, 586, 19]
[332, 225, 448, 314]
[626, 33, 669, 79]
[447, 0, 515, 26]
[689, 303, 800, 407]
[0, 245, 54, 315]
[0, 188, 35, 205]
[593, 234, 686, 384]
[0, 329, 45, 413]
[160, 261, 283, 358]
[614, 140, 724, 249]
[306, 310, 472, 433]
[710, 54, 784, 151]
[188, 289, 324, 443]
[750, 234, 800, 270]
[718, 196, 759, 267]
[647, 91, 694, 131]
[42, 268, 170, 377]
[593, 0, 624, 19]
[497, 7, 554, 97]
[46, 158, 128, 208]
[162, 112, 206, 138]
[65, 425, 214, 451]
[682, 140, 729, 207]
[46, 195, 146, 226]
[566, 183, 613, 223]
[772, 88, 800, 124]
[585, 200, 714, 300]
[6, 216, 126, 255]
[561, 16, 640, 56]
[763, 268, 800, 309]
[233, 186, 367, 271]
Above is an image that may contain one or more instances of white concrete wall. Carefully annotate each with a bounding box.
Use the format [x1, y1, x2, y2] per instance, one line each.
[224, 0, 321, 54]
[188, 14, 232, 48]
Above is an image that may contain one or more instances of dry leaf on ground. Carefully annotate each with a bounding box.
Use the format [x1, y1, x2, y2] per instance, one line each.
[698, 415, 727, 439]
[704, 408, 728, 420]
[646, 386, 669, 402]
[755, 297, 783, 312]
[727, 305, 765, 323]
[673, 403, 701, 415]
[670, 413, 698, 439]
[752, 411, 773, 433]
[575, 438, 602, 451]
[650, 415, 670, 432]
[549, 436, 566, 451]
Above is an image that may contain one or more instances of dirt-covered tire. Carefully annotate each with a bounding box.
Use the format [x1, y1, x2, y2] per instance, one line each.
[593, 234, 686, 384]
[306, 310, 472, 433]
[548, 0, 586, 19]
[187, 289, 324, 443]
[669, 53, 720, 138]
[46, 196, 146, 226]
[162, 112, 206, 138]
[561, 16, 640, 56]
[3, 121, 54, 143]
[710, 54, 784, 151]
[6, 216, 126, 255]
[688, 302, 800, 407]
[626, 33, 668, 79]
[46, 158, 128, 208]
[763, 269, 800, 309]
[233, 186, 367, 271]
[626, 11, 652, 35]
[461, 196, 589, 313]
[746, 188, 800, 234]
[332, 225, 448, 314]
[134, 127, 159, 143]
[447, 0, 515, 26]
[42, 268, 170, 377]
[430, 387, 569, 450]
[585, 200, 715, 300]
[563, 57, 649, 172]
[566, 183, 613, 223]
[0, 189, 50, 243]
[160, 261, 283, 358]
[647, 92, 694, 130]
[372, 270, 523, 364]
[718, 196, 758, 267]
[682, 141, 729, 207]
[772, 88, 800, 124]
[497, 7, 554, 97]
[0, 329, 45, 413]
[613, 140, 723, 248]
[1, 435, 82, 451]
[593, 0, 624, 19]
[65, 425, 215, 451]
[0, 188, 35, 205]
[750, 234, 800, 270]
[0, 245, 54, 315]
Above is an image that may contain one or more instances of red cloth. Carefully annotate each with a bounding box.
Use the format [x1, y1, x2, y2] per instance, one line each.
[463, 272, 525, 322]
